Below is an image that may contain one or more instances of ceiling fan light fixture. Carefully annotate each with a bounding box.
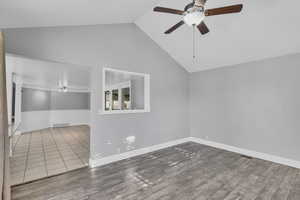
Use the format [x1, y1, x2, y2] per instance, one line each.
[183, 10, 205, 26]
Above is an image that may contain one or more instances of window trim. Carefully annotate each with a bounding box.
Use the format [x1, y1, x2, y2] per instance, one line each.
[100, 67, 150, 115]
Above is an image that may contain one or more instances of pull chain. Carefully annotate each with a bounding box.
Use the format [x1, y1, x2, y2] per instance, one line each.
[193, 25, 195, 59]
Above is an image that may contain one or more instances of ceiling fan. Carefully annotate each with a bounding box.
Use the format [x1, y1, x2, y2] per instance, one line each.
[153, 0, 243, 35]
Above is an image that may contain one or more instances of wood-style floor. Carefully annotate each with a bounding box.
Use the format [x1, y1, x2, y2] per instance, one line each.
[12, 142, 300, 200]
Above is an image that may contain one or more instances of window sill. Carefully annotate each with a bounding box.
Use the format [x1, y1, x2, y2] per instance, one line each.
[98, 109, 150, 115]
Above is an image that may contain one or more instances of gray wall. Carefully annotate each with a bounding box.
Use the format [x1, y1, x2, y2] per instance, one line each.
[190, 53, 300, 161]
[51, 91, 90, 110]
[6, 23, 300, 164]
[21, 88, 90, 112]
[22, 88, 51, 111]
[5, 24, 190, 158]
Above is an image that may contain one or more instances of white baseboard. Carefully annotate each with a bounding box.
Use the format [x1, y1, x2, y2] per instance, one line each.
[51, 123, 89, 128]
[189, 137, 300, 169]
[20, 123, 89, 134]
[69, 123, 90, 127]
[89, 137, 300, 169]
[14, 130, 22, 136]
[89, 138, 190, 168]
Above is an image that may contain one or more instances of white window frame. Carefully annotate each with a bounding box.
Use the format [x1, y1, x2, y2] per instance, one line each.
[100, 67, 150, 115]
[104, 81, 132, 111]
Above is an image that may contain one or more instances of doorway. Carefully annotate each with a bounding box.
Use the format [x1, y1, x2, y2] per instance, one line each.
[6, 54, 91, 185]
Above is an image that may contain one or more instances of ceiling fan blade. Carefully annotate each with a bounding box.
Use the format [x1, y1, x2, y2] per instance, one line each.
[165, 21, 185, 34]
[197, 21, 209, 35]
[205, 4, 243, 16]
[153, 7, 184, 15]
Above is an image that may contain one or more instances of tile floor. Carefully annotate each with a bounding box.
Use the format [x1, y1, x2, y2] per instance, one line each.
[10, 125, 90, 185]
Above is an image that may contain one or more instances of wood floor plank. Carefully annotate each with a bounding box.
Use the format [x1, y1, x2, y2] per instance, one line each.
[11, 142, 300, 200]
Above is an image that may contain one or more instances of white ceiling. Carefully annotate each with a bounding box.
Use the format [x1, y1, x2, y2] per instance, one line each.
[2, 0, 300, 72]
[0, 0, 160, 28]
[6, 54, 91, 91]
[136, 0, 300, 72]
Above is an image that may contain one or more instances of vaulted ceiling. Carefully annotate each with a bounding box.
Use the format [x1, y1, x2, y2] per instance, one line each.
[0, 0, 161, 28]
[1, 0, 300, 72]
[136, 0, 300, 72]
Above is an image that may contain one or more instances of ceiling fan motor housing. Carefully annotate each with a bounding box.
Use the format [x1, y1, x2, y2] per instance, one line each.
[183, 6, 205, 26]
